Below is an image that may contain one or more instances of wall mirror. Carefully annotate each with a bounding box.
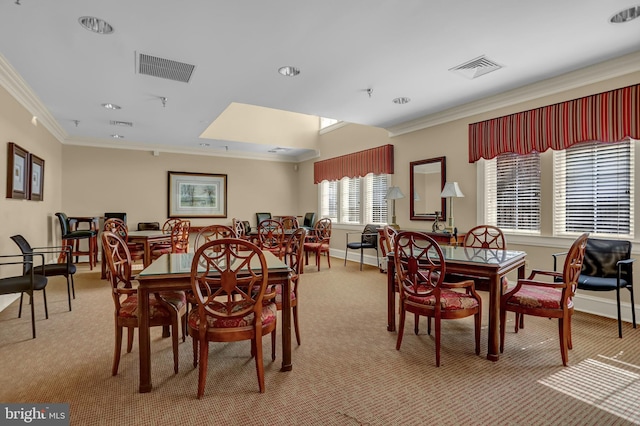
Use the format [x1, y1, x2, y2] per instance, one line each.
[410, 156, 446, 221]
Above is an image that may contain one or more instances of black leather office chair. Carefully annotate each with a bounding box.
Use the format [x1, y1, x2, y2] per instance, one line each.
[344, 224, 379, 270]
[105, 212, 127, 224]
[256, 212, 272, 226]
[301, 212, 316, 231]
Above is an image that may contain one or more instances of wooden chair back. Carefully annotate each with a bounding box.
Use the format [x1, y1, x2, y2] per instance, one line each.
[171, 220, 191, 253]
[464, 225, 506, 249]
[280, 216, 299, 230]
[258, 219, 285, 253]
[194, 225, 236, 251]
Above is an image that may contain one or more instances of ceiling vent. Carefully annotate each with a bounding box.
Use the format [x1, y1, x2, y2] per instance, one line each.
[137, 53, 195, 83]
[110, 120, 133, 127]
[449, 55, 503, 79]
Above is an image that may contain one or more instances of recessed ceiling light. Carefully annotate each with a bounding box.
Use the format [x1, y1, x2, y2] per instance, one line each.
[79, 16, 114, 34]
[610, 6, 640, 23]
[111, 134, 124, 139]
[278, 66, 300, 77]
[392, 97, 411, 105]
[102, 103, 121, 110]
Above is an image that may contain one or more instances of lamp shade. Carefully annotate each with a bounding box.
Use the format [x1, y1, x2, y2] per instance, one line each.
[385, 186, 405, 200]
[440, 182, 465, 198]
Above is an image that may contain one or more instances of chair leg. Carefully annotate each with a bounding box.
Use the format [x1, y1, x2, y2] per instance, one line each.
[293, 305, 301, 345]
[18, 292, 24, 318]
[255, 335, 266, 393]
[558, 317, 570, 366]
[414, 313, 420, 335]
[65, 275, 72, 311]
[396, 302, 406, 350]
[499, 308, 507, 353]
[171, 320, 179, 374]
[630, 286, 637, 329]
[475, 307, 482, 356]
[197, 339, 209, 399]
[42, 288, 48, 319]
[126, 327, 135, 353]
[434, 317, 441, 367]
[30, 292, 36, 339]
[616, 287, 623, 338]
[112, 324, 123, 375]
[271, 329, 276, 361]
[360, 247, 364, 271]
[71, 274, 76, 299]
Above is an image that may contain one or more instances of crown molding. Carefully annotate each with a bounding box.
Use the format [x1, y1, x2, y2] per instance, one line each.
[387, 51, 640, 137]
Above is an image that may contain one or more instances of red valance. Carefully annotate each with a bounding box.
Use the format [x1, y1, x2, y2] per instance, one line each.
[468, 83, 640, 163]
[313, 144, 394, 183]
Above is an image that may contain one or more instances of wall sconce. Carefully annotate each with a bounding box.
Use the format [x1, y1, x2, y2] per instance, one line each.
[385, 186, 405, 230]
[440, 182, 464, 233]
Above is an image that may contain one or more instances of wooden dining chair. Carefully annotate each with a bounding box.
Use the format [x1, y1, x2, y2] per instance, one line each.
[257, 219, 286, 259]
[152, 220, 190, 260]
[394, 231, 482, 367]
[304, 218, 332, 271]
[193, 224, 236, 251]
[275, 227, 306, 345]
[102, 231, 187, 375]
[280, 216, 299, 231]
[188, 238, 277, 398]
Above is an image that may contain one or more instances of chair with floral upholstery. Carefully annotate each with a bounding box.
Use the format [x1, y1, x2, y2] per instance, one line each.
[188, 238, 277, 398]
[303, 218, 332, 271]
[151, 220, 190, 260]
[394, 231, 482, 367]
[102, 231, 187, 375]
[500, 233, 589, 366]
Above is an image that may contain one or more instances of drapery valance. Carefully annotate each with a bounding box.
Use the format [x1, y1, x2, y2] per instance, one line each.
[468, 83, 640, 163]
[313, 144, 394, 184]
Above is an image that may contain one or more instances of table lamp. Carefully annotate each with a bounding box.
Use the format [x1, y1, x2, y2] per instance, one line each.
[440, 182, 464, 233]
[385, 186, 405, 230]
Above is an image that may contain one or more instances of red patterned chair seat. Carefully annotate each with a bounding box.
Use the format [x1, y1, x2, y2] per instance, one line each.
[188, 301, 277, 329]
[119, 291, 187, 319]
[407, 289, 480, 310]
[503, 285, 570, 310]
[266, 284, 295, 305]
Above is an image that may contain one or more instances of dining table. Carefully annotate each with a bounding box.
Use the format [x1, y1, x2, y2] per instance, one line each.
[128, 230, 172, 268]
[135, 250, 293, 393]
[387, 244, 526, 362]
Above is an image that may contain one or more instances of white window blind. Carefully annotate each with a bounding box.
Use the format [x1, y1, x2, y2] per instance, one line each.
[319, 174, 389, 225]
[554, 140, 634, 237]
[484, 152, 541, 233]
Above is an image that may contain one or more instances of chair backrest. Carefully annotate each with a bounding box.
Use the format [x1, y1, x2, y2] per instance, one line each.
[101, 231, 134, 309]
[464, 225, 506, 249]
[162, 218, 182, 234]
[393, 231, 445, 298]
[284, 228, 307, 280]
[258, 219, 285, 251]
[381, 225, 398, 256]
[314, 218, 332, 243]
[104, 212, 127, 224]
[10, 234, 33, 274]
[194, 225, 236, 251]
[362, 224, 378, 246]
[562, 233, 590, 296]
[137, 222, 160, 231]
[303, 212, 316, 228]
[171, 220, 190, 253]
[280, 216, 299, 230]
[256, 212, 272, 225]
[55, 212, 71, 236]
[190, 238, 269, 324]
[232, 218, 246, 238]
[103, 218, 129, 241]
[581, 238, 631, 279]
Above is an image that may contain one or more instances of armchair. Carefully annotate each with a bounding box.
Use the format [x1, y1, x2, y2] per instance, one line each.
[344, 224, 379, 270]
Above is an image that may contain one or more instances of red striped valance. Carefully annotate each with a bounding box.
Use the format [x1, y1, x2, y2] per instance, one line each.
[468, 83, 640, 163]
[313, 144, 394, 183]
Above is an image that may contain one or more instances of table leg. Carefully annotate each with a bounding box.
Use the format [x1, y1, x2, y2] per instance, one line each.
[487, 272, 500, 361]
[143, 241, 151, 268]
[387, 257, 396, 332]
[280, 275, 292, 371]
[138, 287, 152, 393]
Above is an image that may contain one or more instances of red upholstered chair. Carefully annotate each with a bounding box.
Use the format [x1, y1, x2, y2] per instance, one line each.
[102, 231, 187, 375]
[258, 219, 286, 259]
[394, 231, 482, 367]
[102, 218, 145, 279]
[280, 216, 299, 231]
[188, 238, 277, 398]
[151, 220, 190, 260]
[500, 233, 589, 366]
[304, 218, 332, 271]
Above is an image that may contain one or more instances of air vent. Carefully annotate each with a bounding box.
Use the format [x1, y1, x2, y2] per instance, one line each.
[137, 53, 195, 83]
[110, 120, 133, 127]
[449, 55, 503, 79]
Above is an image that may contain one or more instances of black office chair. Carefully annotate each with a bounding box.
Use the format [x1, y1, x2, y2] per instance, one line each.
[0, 254, 48, 338]
[344, 224, 379, 270]
[554, 238, 635, 338]
[105, 212, 127, 224]
[137, 222, 160, 231]
[301, 212, 316, 231]
[256, 212, 272, 226]
[11, 234, 76, 312]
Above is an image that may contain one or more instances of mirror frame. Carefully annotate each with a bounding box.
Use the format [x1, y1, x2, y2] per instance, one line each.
[410, 156, 446, 221]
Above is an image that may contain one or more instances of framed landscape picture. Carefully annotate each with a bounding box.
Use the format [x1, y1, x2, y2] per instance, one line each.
[6, 142, 29, 199]
[29, 153, 45, 201]
[168, 171, 227, 218]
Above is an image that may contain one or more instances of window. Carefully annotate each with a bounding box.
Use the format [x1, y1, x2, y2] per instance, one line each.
[554, 140, 634, 237]
[319, 174, 389, 225]
[484, 152, 541, 233]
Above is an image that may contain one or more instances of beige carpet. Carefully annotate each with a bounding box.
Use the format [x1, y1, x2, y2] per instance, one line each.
[0, 260, 639, 425]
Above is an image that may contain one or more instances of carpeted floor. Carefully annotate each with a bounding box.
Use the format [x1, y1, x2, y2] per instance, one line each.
[0, 260, 639, 425]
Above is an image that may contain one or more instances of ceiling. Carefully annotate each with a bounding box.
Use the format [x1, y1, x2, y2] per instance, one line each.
[0, 1, 639, 162]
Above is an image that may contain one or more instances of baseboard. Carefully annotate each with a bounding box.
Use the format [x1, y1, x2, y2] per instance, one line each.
[0, 294, 20, 312]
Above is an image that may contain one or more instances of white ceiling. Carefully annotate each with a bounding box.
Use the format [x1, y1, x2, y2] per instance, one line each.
[0, 1, 639, 161]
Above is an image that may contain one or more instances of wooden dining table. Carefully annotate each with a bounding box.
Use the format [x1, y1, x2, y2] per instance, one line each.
[135, 250, 293, 393]
[387, 245, 526, 362]
[128, 230, 172, 268]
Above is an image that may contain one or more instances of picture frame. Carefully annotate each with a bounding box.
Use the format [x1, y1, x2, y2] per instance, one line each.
[168, 171, 227, 218]
[6, 142, 29, 200]
[29, 153, 45, 201]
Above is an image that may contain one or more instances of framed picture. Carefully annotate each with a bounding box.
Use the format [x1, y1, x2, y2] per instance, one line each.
[29, 154, 45, 201]
[168, 171, 227, 218]
[6, 142, 29, 199]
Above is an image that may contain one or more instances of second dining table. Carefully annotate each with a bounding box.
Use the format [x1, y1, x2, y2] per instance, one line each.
[387, 244, 526, 362]
[135, 250, 293, 393]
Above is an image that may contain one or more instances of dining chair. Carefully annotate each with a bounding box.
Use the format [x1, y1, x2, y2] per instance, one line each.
[188, 238, 277, 398]
[232, 218, 249, 240]
[300, 212, 316, 231]
[394, 231, 482, 367]
[500, 233, 589, 366]
[55, 212, 98, 270]
[152, 219, 190, 260]
[193, 224, 236, 251]
[275, 227, 306, 345]
[149, 218, 182, 254]
[380, 225, 398, 272]
[0, 253, 48, 338]
[256, 212, 272, 226]
[11, 234, 75, 312]
[344, 223, 378, 270]
[303, 218, 332, 271]
[102, 218, 145, 279]
[280, 216, 299, 231]
[553, 237, 635, 338]
[102, 231, 187, 375]
[257, 219, 286, 259]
